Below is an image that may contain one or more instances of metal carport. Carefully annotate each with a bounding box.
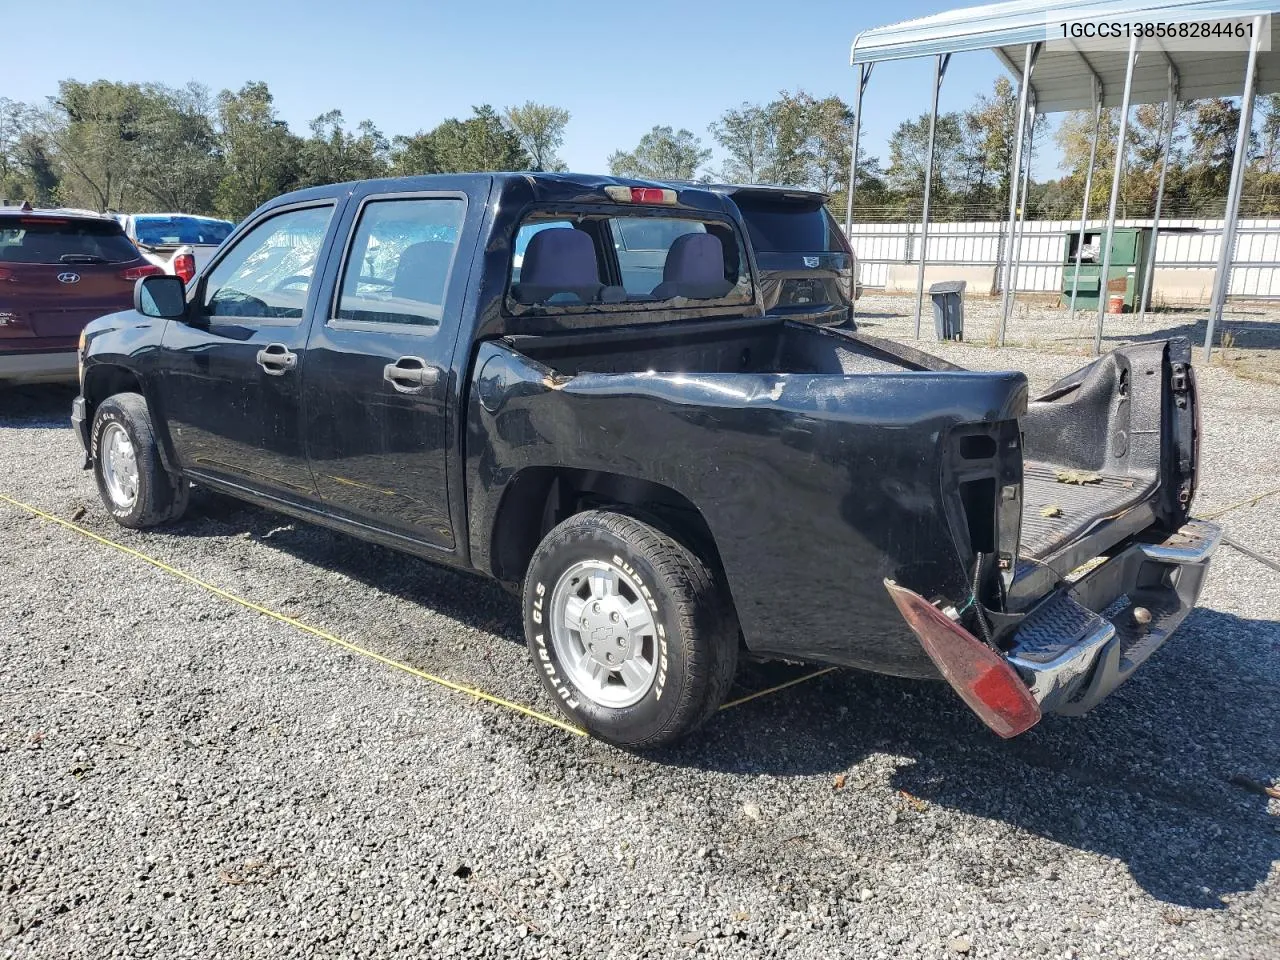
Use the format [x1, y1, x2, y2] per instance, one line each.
[845, 0, 1280, 358]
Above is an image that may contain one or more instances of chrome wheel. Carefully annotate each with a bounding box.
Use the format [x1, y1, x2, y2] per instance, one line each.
[100, 422, 139, 510]
[549, 559, 660, 708]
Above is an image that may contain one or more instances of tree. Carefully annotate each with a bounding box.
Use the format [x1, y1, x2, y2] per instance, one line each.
[708, 102, 772, 182]
[502, 102, 570, 172]
[805, 96, 854, 194]
[1053, 106, 1120, 215]
[759, 91, 815, 186]
[884, 112, 964, 198]
[42, 80, 152, 211]
[710, 91, 861, 195]
[962, 77, 1019, 204]
[214, 82, 303, 221]
[393, 105, 529, 175]
[1185, 98, 1254, 207]
[1256, 94, 1280, 174]
[389, 132, 440, 177]
[608, 126, 710, 180]
[0, 98, 56, 203]
[133, 83, 223, 213]
[298, 110, 388, 187]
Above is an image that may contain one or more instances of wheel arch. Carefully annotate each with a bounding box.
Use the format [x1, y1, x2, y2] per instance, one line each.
[488, 466, 731, 597]
[82, 362, 143, 416]
[81, 363, 176, 473]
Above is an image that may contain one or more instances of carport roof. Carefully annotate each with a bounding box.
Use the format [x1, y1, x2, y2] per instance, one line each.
[850, 0, 1280, 111]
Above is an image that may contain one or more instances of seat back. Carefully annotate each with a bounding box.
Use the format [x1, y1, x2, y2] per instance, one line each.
[511, 228, 603, 304]
[393, 241, 455, 305]
[652, 232, 733, 301]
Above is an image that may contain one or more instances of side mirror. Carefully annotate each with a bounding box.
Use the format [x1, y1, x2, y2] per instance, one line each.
[134, 274, 187, 319]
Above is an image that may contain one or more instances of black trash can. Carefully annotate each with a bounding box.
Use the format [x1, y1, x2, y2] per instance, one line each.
[929, 280, 966, 341]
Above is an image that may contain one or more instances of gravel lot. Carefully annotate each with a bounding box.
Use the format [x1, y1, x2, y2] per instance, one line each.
[856, 293, 1280, 383]
[1, 339, 1277, 958]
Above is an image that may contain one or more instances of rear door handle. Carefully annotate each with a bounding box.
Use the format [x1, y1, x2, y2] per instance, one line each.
[383, 356, 440, 394]
[256, 342, 298, 376]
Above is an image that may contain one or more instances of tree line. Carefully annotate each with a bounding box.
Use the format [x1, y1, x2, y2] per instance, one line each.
[2, 78, 1277, 223]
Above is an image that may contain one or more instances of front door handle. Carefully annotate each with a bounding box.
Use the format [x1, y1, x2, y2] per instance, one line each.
[383, 356, 440, 395]
[256, 342, 298, 376]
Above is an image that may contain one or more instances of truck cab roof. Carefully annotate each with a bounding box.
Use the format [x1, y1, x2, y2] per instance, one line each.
[260, 172, 741, 218]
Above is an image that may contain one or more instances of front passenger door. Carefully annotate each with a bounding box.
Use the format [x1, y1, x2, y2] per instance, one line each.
[156, 202, 336, 500]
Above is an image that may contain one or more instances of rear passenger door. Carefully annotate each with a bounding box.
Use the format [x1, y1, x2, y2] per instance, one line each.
[302, 185, 484, 551]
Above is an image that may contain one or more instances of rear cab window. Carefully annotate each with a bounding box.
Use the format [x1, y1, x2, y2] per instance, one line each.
[0, 216, 139, 264]
[506, 207, 751, 315]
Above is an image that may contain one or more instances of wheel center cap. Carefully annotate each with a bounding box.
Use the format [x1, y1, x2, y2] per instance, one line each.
[580, 600, 631, 666]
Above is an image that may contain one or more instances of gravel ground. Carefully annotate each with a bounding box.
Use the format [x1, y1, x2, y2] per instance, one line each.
[1, 350, 1277, 959]
[856, 294, 1280, 383]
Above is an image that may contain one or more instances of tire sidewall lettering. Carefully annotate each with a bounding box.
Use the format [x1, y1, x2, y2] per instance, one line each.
[92, 408, 139, 522]
[529, 597, 578, 709]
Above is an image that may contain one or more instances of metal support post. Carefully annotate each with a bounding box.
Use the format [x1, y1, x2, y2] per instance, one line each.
[998, 42, 1040, 345]
[1204, 14, 1264, 361]
[913, 52, 951, 338]
[845, 62, 873, 324]
[1139, 64, 1179, 322]
[1094, 33, 1141, 355]
[1067, 78, 1103, 324]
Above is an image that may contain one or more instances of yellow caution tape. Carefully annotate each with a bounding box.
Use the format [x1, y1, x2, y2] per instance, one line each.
[720, 667, 839, 709]
[2, 492, 838, 736]
[0, 492, 586, 737]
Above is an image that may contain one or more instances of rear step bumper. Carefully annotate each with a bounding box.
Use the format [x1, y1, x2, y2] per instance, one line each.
[1007, 519, 1220, 715]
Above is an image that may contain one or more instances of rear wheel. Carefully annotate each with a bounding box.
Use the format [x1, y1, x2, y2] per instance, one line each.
[91, 392, 188, 529]
[523, 511, 737, 748]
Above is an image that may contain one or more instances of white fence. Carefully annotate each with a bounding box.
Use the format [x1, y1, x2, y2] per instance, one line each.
[847, 218, 1280, 303]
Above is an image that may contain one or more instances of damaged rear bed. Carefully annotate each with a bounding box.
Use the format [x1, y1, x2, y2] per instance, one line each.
[472, 319, 1211, 736]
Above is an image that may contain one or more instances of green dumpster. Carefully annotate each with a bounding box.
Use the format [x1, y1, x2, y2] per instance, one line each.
[1060, 226, 1151, 312]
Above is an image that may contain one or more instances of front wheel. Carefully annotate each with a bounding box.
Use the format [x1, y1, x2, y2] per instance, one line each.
[91, 392, 189, 529]
[523, 511, 738, 748]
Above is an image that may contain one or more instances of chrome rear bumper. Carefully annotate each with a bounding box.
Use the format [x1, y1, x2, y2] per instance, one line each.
[1006, 520, 1220, 714]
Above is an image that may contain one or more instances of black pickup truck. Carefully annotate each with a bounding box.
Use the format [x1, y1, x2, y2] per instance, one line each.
[72, 173, 1218, 747]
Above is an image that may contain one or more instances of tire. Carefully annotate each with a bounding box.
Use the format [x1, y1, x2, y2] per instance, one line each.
[522, 510, 738, 748]
[91, 392, 189, 529]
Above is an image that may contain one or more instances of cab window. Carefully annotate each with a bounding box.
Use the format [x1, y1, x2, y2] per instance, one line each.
[507, 211, 750, 311]
[336, 197, 466, 328]
[610, 217, 706, 296]
[202, 205, 333, 321]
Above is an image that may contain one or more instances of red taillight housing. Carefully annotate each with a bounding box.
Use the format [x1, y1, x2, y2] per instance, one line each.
[119, 264, 164, 281]
[603, 185, 678, 205]
[0, 267, 14, 282]
[172, 252, 196, 284]
[884, 579, 1041, 738]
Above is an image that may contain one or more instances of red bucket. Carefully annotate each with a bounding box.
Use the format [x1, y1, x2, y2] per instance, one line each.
[1107, 294, 1126, 314]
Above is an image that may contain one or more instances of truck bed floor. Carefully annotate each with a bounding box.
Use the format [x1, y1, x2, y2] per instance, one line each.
[1020, 462, 1154, 560]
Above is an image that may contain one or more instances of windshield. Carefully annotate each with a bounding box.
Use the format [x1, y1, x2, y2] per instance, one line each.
[0, 217, 140, 264]
[134, 216, 233, 247]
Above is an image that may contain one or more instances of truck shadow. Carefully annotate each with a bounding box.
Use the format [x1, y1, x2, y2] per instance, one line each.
[187, 490, 1278, 910]
[1100, 317, 1280, 352]
[669, 606, 1279, 910]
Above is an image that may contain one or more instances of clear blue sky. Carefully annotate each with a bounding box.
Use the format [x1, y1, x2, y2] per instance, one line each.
[6, 0, 1060, 177]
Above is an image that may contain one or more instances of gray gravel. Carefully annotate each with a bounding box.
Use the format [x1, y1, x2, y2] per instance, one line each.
[856, 293, 1280, 383]
[1, 361, 1277, 959]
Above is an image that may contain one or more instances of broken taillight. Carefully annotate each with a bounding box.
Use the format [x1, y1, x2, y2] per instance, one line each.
[884, 579, 1041, 738]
